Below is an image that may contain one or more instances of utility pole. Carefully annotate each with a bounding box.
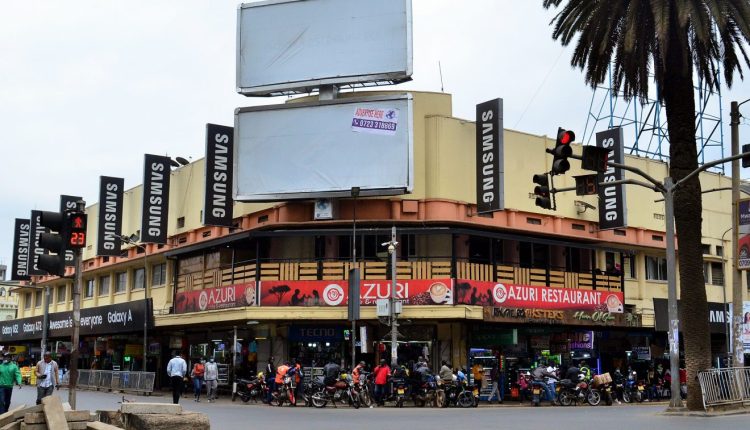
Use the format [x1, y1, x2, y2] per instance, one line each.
[388, 226, 399, 367]
[663, 178, 681, 408]
[730, 100, 746, 367]
[41, 285, 50, 356]
[68, 200, 85, 410]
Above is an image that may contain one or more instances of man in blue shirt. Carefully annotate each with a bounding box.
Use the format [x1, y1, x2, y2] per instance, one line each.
[166, 352, 187, 404]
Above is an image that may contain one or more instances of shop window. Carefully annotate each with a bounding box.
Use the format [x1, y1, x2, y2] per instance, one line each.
[519, 242, 548, 269]
[133, 268, 145, 290]
[35, 290, 42, 307]
[24, 292, 31, 309]
[645, 256, 668, 281]
[99, 275, 111, 296]
[57, 285, 66, 303]
[152, 263, 167, 286]
[115, 272, 127, 293]
[85, 279, 94, 298]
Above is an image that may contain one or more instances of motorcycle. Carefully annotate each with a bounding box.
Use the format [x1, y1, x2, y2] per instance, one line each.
[558, 377, 600, 406]
[271, 372, 296, 407]
[310, 376, 361, 409]
[232, 373, 267, 403]
[531, 380, 546, 407]
[411, 376, 445, 408]
[598, 380, 613, 406]
[440, 380, 475, 408]
[353, 371, 374, 407]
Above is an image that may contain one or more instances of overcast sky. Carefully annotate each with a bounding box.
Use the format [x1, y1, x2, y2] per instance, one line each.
[2, 0, 750, 275]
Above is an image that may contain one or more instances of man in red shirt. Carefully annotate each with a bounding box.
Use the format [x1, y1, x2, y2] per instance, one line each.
[373, 359, 391, 406]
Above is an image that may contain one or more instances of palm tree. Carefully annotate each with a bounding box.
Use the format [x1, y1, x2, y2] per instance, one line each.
[542, 0, 750, 410]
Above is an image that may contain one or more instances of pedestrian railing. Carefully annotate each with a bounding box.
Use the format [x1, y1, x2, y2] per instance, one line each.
[64, 370, 156, 394]
[697, 367, 750, 410]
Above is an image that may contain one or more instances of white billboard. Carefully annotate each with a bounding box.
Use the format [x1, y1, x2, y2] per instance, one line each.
[234, 94, 413, 201]
[237, 0, 413, 96]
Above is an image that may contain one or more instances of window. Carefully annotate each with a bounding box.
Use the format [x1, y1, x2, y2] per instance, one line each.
[701, 244, 711, 255]
[520, 242, 549, 270]
[35, 290, 42, 307]
[152, 263, 167, 286]
[177, 217, 185, 228]
[133, 268, 145, 290]
[716, 246, 724, 257]
[24, 293, 31, 309]
[57, 285, 66, 303]
[85, 279, 94, 298]
[115, 272, 127, 293]
[622, 255, 636, 279]
[645, 256, 668, 281]
[708, 262, 724, 286]
[99, 275, 111, 296]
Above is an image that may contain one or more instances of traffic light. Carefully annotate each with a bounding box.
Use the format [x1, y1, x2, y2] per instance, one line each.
[574, 174, 599, 196]
[743, 144, 750, 168]
[67, 212, 87, 249]
[532, 173, 553, 210]
[549, 127, 574, 175]
[37, 211, 66, 276]
[581, 146, 611, 172]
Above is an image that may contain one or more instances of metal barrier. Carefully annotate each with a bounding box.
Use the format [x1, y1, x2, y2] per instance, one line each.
[698, 367, 750, 410]
[67, 370, 155, 394]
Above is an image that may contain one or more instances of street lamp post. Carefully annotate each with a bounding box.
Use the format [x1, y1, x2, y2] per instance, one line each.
[384, 227, 399, 367]
[351, 187, 360, 368]
[120, 235, 149, 371]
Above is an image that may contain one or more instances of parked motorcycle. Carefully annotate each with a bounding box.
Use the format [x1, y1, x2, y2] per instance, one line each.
[310, 376, 361, 409]
[232, 373, 267, 403]
[558, 378, 600, 406]
[354, 371, 373, 407]
[440, 380, 475, 408]
[411, 376, 445, 408]
[531, 380, 546, 407]
[271, 372, 296, 407]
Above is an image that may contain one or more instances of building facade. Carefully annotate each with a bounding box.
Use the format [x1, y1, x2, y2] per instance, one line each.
[4, 91, 745, 391]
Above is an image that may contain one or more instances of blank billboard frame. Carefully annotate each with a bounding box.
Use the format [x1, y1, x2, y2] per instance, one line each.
[233, 94, 414, 201]
[236, 0, 413, 96]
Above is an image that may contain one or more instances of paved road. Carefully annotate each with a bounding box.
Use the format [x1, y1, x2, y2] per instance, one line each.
[6, 388, 746, 430]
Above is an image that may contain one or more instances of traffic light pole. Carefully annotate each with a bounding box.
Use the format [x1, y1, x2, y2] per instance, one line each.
[41, 286, 50, 356]
[730, 100, 747, 368]
[68, 247, 82, 410]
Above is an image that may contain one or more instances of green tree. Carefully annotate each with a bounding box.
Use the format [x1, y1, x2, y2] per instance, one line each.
[543, 0, 750, 410]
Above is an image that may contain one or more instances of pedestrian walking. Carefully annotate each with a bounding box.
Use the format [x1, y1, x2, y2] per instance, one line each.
[487, 365, 501, 404]
[167, 352, 188, 404]
[191, 358, 206, 402]
[35, 352, 59, 405]
[204, 357, 219, 403]
[0, 353, 21, 413]
[265, 357, 276, 403]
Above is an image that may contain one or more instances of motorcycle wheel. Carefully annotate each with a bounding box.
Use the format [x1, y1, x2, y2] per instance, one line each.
[396, 398, 404, 408]
[605, 391, 612, 406]
[240, 395, 251, 403]
[635, 391, 644, 403]
[311, 393, 328, 408]
[435, 390, 446, 408]
[350, 392, 361, 409]
[457, 391, 474, 408]
[587, 390, 601, 406]
[558, 392, 573, 407]
[359, 390, 373, 407]
[622, 391, 631, 403]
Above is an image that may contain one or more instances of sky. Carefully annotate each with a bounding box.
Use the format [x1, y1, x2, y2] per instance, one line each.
[1, 0, 750, 275]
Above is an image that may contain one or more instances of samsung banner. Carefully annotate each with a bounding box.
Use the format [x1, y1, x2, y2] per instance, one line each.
[10, 219, 31, 281]
[97, 176, 124, 256]
[141, 155, 171, 244]
[60, 195, 81, 266]
[28, 210, 47, 276]
[0, 299, 153, 342]
[596, 127, 627, 230]
[475, 98, 504, 214]
[203, 124, 234, 227]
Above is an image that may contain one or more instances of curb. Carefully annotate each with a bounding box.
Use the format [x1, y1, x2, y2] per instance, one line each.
[659, 407, 750, 417]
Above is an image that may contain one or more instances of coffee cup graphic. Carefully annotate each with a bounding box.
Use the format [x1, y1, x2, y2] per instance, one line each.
[429, 282, 450, 304]
[606, 294, 623, 313]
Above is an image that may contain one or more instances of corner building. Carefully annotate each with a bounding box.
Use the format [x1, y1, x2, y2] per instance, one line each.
[7, 91, 744, 394]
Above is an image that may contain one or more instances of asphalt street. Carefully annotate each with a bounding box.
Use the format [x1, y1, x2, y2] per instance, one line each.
[5, 388, 747, 430]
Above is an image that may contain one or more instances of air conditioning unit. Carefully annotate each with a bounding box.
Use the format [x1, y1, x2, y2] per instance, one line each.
[314, 199, 336, 220]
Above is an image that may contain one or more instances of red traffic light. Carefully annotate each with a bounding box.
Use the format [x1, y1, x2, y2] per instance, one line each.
[557, 129, 575, 145]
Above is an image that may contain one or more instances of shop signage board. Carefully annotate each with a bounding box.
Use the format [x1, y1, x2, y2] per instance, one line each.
[259, 279, 453, 306]
[631, 346, 651, 360]
[96, 176, 124, 257]
[141, 154, 171, 244]
[288, 325, 344, 342]
[475, 98, 504, 213]
[471, 327, 517, 347]
[739, 199, 750, 269]
[596, 127, 627, 230]
[653, 298, 730, 334]
[482, 306, 641, 328]
[0, 299, 153, 342]
[457, 280, 624, 313]
[28, 210, 47, 276]
[174, 282, 257, 314]
[10, 218, 31, 281]
[203, 123, 234, 227]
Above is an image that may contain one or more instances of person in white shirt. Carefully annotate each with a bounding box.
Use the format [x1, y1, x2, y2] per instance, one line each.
[35, 352, 59, 405]
[204, 358, 219, 403]
[166, 352, 188, 404]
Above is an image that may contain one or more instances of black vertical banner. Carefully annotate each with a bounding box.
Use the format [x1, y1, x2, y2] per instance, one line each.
[475, 98, 504, 213]
[11, 219, 31, 281]
[28, 210, 47, 275]
[60, 195, 82, 266]
[141, 154, 171, 244]
[97, 176, 124, 256]
[203, 123, 234, 227]
[597, 127, 627, 230]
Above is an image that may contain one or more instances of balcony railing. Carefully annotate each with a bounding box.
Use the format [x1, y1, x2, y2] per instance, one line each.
[176, 258, 622, 295]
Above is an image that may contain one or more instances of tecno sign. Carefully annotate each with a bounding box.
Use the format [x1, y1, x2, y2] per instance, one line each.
[300, 328, 337, 338]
